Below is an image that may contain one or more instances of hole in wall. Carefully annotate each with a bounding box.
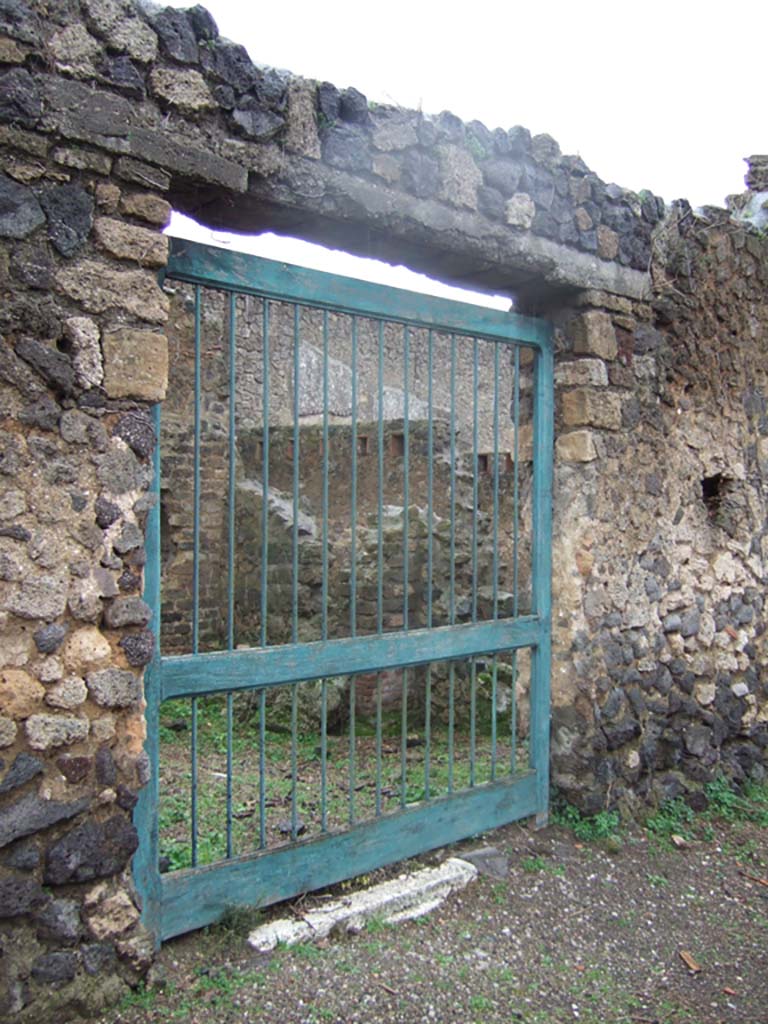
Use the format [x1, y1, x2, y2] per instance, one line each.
[389, 433, 405, 457]
[701, 473, 726, 513]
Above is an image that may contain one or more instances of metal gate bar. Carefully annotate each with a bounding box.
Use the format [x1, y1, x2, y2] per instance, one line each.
[134, 239, 553, 943]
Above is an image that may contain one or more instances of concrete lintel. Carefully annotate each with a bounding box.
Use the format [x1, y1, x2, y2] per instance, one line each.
[174, 161, 650, 303]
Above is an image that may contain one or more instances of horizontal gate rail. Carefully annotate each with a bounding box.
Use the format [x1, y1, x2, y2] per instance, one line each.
[159, 772, 537, 940]
[160, 616, 543, 700]
[164, 239, 551, 350]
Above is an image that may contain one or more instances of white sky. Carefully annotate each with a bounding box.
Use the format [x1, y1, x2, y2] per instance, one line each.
[163, 0, 766, 305]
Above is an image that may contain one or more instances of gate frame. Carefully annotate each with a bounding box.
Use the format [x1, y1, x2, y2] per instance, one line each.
[133, 239, 553, 944]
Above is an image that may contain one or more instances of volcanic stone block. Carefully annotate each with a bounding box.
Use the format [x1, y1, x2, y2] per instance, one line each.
[14, 337, 76, 395]
[118, 191, 171, 226]
[0, 791, 89, 848]
[505, 193, 535, 229]
[149, 67, 215, 114]
[34, 898, 81, 944]
[0, 877, 48, 917]
[561, 388, 622, 431]
[0, 172, 45, 238]
[56, 262, 169, 323]
[0, 752, 43, 794]
[0, 668, 44, 719]
[93, 217, 168, 267]
[86, 668, 141, 708]
[555, 359, 608, 388]
[570, 310, 618, 360]
[113, 410, 155, 459]
[43, 815, 139, 884]
[0, 68, 42, 128]
[33, 623, 67, 654]
[151, 7, 199, 62]
[555, 430, 598, 463]
[25, 714, 89, 750]
[102, 328, 168, 400]
[103, 597, 152, 629]
[31, 951, 78, 985]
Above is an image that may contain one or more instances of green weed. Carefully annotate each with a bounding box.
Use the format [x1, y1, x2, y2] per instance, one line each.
[645, 797, 695, 841]
[119, 982, 157, 1012]
[521, 854, 547, 872]
[705, 775, 768, 826]
[553, 801, 621, 841]
[291, 942, 323, 960]
[520, 854, 565, 876]
[646, 873, 669, 887]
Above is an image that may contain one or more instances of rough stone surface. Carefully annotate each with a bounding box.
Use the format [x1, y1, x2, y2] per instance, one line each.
[34, 898, 82, 943]
[25, 714, 89, 750]
[40, 184, 95, 257]
[561, 388, 622, 430]
[45, 675, 88, 710]
[561, 428, 602, 460]
[0, 752, 43, 795]
[87, 888, 140, 939]
[284, 81, 321, 159]
[56, 261, 169, 323]
[31, 950, 78, 985]
[119, 191, 171, 226]
[43, 815, 139, 884]
[62, 627, 111, 673]
[506, 193, 536, 229]
[86, 668, 141, 708]
[0, 172, 45, 238]
[0, 877, 47, 917]
[0, 668, 44, 718]
[103, 597, 152, 629]
[151, 6, 198, 63]
[95, 447, 147, 494]
[149, 67, 215, 114]
[0, 717, 17, 748]
[119, 630, 154, 667]
[14, 336, 76, 396]
[0, 68, 43, 129]
[571, 310, 618, 360]
[93, 216, 169, 267]
[63, 316, 103, 389]
[437, 144, 482, 209]
[33, 622, 67, 655]
[555, 359, 608, 388]
[113, 410, 155, 459]
[0, 790, 89, 848]
[102, 328, 169, 400]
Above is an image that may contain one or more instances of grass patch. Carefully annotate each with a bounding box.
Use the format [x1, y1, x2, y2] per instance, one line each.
[520, 854, 565, 876]
[704, 775, 768, 826]
[645, 797, 695, 842]
[552, 800, 621, 842]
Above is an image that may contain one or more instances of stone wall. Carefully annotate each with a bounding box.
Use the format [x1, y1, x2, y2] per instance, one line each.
[0, 0, 765, 1018]
[549, 211, 768, 812]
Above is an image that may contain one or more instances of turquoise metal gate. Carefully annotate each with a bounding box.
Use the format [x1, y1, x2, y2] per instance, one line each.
[134, 238, 553, 942]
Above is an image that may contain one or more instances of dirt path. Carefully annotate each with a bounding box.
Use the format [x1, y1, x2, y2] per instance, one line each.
[108, 808, 768, 1024]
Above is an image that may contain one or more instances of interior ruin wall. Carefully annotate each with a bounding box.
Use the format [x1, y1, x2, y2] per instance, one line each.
[0, 0, 766, 1017]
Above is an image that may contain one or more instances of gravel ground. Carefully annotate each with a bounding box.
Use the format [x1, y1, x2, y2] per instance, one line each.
[106, 813, 768, 1024]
